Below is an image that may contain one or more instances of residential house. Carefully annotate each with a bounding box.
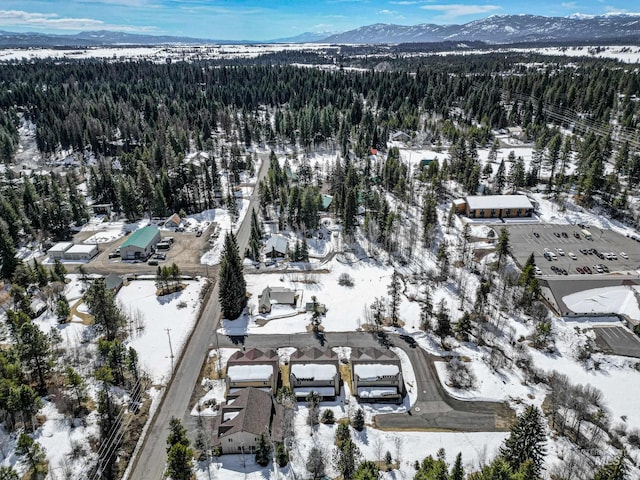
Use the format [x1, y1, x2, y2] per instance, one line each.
[104, 273, 123, 294]
[258, 286, 296, 314]
[165, 213, 182, 229]
[350, 347, 404, 404]
[289, 347, 340, 400]
[264, 235, 289, 259]
[212, 387, 283, 455]
[225, 348, 279, 397]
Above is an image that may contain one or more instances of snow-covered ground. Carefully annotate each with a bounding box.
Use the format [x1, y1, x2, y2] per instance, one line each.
[117, 278, 207, 384]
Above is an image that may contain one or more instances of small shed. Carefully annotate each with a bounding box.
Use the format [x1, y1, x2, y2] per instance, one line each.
[104, 273, 123, 294]
[264, 235, 289, 258]
[320, 194, 333, 211]
[48, 242, 73, 260]
[165, 213, 182, 229]
[258, 286, 296, 314]
[64, 244, 98, 261]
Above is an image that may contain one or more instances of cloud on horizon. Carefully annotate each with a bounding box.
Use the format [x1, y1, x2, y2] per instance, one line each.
[419, 3, 501, 20]
[0, 9, 156, 32]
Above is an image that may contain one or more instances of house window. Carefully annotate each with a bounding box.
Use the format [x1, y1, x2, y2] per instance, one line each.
[490, 209, 496, 217]
[228, 439, 233, 442]
[479, 209, 485, 217]
[506, 209, 511, 216]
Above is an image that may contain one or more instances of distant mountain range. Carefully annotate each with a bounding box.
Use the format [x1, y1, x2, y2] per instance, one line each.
[322, 14, 640, 44]
[0, 14, 639, 47]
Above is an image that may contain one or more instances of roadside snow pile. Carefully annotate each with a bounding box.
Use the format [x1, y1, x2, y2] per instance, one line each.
[563, 286, 640, 320]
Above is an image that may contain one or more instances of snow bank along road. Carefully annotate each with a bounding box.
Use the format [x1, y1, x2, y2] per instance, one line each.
[126, 156, 270, 480]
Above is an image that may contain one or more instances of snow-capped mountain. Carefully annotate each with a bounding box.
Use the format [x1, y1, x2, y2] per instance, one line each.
[321, 14, 640, 44]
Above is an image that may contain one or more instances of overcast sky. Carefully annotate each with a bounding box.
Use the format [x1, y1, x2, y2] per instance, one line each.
[0, 0, 637, 40]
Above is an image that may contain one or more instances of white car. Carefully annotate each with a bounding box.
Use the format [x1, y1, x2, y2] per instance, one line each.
[556, 248, 565, 256]
[620, 252, 629, 259]
[593, 265, 604, 274]
[568, 252, 577, 260]
[534, 266, 542, 275]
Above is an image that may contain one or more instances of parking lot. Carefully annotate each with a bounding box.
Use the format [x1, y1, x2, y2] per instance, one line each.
[593, 325, 640, 358]
[503, 224, 640, 276]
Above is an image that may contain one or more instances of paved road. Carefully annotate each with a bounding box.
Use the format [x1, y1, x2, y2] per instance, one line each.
[127, 156, 270, 480]
[214, 332, 514, 432]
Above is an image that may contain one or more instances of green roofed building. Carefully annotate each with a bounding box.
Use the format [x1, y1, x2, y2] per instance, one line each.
[321, 194, 333, 211]
[120, 226, 161, 260]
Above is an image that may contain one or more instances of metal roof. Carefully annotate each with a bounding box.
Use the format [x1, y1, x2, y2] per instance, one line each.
[121, 226, 160, 249]
[465, 195, 533, 210]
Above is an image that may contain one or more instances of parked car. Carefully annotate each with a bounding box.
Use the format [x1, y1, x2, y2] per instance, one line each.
[568, 252, 577, 260]
[553, 232, 561, 238]
[154, 252, 166, 260]
[593, 265, 604, 273]
[576, 267, 585, 274]
[195, 230, 203, 237]
[583, 266, 592, 274]
[579, 248, 589, 255]
[620, 252, 628, 259]
[534, 266, 542, 275]
[561, 232, 568, 238]
[599, 264, 610, 273]
[533, 232, 540, 238]
[556, 248, 565, 256]
[108, 252, 120, 259]
[573, 231, 580, 238]
[561, 268, 568, 275]
[148, 259, 159, 266]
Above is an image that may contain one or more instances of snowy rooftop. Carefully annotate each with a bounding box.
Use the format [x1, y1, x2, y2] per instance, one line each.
[227, 364, 274, 381]
[66, 244, 98, 254]
[465, 195, 533, 210]
[357, 387, 399, 398]
[291, 363, 336, 380]
[354, 364, 400, 379]
[48, 242, 73, 253]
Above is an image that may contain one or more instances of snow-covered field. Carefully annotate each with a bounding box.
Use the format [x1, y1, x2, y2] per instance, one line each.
[117, 278, 206, 384]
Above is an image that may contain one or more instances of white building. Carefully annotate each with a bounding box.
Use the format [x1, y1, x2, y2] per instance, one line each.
[48, 242, 73, 260]
[64, 244, 99, 261]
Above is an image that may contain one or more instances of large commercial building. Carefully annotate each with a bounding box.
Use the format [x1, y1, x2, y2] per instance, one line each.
[454, 195, 534, 219]
[120, 226, 161, 260]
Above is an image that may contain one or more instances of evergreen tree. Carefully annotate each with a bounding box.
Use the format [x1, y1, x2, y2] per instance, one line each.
[166, 417, 193, 480]
[499, 405, 547, 477]
[435, 300, 452, 340]
[455, 311, 473, 341]
[166, 443, 194, 480]
[17, 320, 51, 391]
[387, 270, 401, 327]
[353, 460, 381, 480]
[451, 452, 465, 480]
[352, 408, 365, 431]
[0, 222, 19, 279]
[496, 227, 511, 268]
[592, 453, 629, 480]
[16, 434, 46, 480]
[306, 446, 326, 480]
[84, 279, 126, 341]
[255, 433, 272, 466]
[218, 232, 247, 319]
[333, 437, 361, 480]
[0, 466, 19, 480]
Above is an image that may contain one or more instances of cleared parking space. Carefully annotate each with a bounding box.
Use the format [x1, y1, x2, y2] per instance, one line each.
[503, 223, 640, 276]
[593, 326, 640, 358]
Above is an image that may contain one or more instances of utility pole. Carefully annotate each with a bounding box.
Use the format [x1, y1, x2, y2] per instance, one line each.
[165, 328, 174, 373]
